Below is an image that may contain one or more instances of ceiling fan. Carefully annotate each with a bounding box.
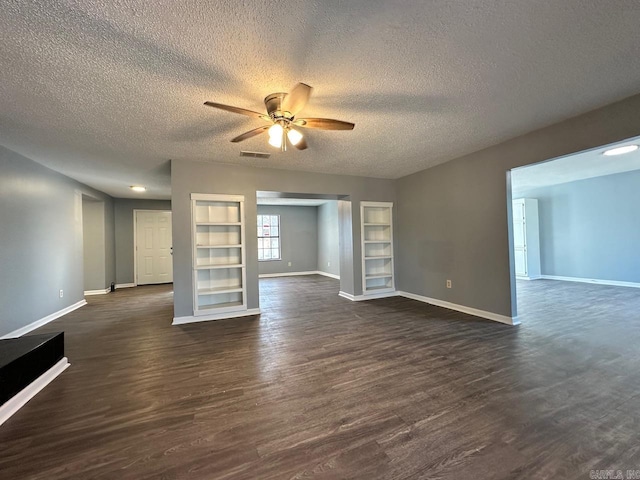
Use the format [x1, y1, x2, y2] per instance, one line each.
[204, 83, 355, 151]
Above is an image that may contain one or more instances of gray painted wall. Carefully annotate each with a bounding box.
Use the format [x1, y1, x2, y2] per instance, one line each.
[257, 205, 318, 275]
[396, 93, 640, 318]
[171, 160, 396, 317]
[317, 201, 340, 277]
[0, 146, 114, 337]
[518, 170, 640, 283]
[114, 199, 172, 285]
[82, 198, 106, 291]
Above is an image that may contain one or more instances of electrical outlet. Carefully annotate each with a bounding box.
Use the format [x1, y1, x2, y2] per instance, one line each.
[288, 261, 292, 267]
[327, 261, 331, 267]
[446, 280, 452, 289]
[59, 289, 64, 298]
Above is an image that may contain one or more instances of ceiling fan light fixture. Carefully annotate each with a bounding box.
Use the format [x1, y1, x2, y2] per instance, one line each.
[287, 128, 303, 146]
[268, 123, 283, 139]
[204, 82, 355, 152]
[268, 132, 283, 148]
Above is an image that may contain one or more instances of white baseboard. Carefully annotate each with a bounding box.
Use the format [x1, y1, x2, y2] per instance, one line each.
[260, 271, 341, 280]
[516, 275, 542, 281]
[540, 275, 640, 289]
[115, 283, 136, 289]
[397, 291, 517, 326]
[0, 300, 87, 339]
[339, 290, 398, 301]
[172, 308, 261, 325]
[339, 291, 358, 301]
[0, 357, 70, 427]
[316, 271, 340, 280]
[84, 288, 110, 296]
[259, 271, 318, 278]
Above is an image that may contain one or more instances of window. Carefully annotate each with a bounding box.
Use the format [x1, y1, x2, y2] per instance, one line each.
[257, 215, 281, 261]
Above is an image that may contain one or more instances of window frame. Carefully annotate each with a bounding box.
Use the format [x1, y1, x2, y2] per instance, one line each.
[257, 214, 282, 261]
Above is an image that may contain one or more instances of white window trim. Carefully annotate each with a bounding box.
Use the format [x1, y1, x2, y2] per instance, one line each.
[258, 214, 282, 261]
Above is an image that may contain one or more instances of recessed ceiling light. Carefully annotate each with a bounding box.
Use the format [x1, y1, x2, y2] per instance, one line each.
[130, 185, 146, 192]
[603, 145, 639, 156]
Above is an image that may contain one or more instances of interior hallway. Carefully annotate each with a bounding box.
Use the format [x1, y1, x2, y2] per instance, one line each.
[1, 277, 640, 479]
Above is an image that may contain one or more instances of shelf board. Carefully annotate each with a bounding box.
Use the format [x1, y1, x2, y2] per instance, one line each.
[195, 264, 244, 270]
[196, 222, 242, 226]
[363, 223, 390, 226]
[365, 273, 393, 279]
[363, 240, 391, 244]
[197, 286, 243, 295]
[196, 244, 242, 249]
[364, 255, 393, 260]
[365, 285, 394, 292]
[198, 300, 244, 310]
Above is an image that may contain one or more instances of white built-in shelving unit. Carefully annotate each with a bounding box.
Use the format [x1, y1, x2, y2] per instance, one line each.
[361, 201, 395, 295]
[191, 194, 247, 317]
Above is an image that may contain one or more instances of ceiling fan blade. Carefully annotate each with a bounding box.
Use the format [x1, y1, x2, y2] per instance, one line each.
[204, 101, 270, 121]
[231, 125, 271, 143]
[281, 83, 313, 116]
[294, 118, 355, 130]
[293, 137, 308, 150]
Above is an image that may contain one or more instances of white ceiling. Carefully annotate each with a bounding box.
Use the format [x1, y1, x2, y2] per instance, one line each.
[2, 1, 640, 199]
[257, 198, 329, 207]
[512, 136, 640, 193]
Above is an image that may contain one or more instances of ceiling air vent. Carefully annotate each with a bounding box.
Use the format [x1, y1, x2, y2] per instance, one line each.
[240, 151, 271, 159]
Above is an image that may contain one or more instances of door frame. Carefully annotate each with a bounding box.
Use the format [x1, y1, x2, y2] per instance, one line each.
[133, 209, 173, 286]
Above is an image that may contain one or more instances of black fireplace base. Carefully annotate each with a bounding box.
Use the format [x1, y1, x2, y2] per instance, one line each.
[0, 332, 65, 407]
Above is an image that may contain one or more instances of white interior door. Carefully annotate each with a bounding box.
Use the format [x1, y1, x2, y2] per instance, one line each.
[135, 211, 173, 285]
[512, 201, 527, 277]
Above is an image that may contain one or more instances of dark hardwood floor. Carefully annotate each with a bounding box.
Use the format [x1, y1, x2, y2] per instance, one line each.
[1, 276, 639, 479]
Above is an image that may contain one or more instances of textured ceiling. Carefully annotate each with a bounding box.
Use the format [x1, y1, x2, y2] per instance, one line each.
[2, 1, 640, 199]
[512, 136, 640, 193]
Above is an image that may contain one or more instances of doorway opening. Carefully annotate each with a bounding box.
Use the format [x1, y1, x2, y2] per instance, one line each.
[256, 191, 351, 310]
[507, 135, 640, 325]
[81, 194, 112, 296]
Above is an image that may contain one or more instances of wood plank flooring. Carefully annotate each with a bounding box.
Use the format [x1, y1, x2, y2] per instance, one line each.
[1, 277, 639, 479]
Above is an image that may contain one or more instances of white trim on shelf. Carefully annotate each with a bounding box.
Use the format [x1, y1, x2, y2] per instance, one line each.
[115, 283, 136, 289]
[361, 201, 395, 297]
[0, 357, 70, 427]
[197, 286, 244, 295]
[365, 273, 393, 279]
[172, 308, 261, 325]
[196, 263, 244, 270]
[397, 291, 519, 326]
[0, 300, 87, 339]
[516, 275, 542, 281]
[539, 275, 640, 289]
[84, 288, 110, 296]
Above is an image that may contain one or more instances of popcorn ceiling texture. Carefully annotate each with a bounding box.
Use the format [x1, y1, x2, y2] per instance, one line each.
[1, 0, 640, 198]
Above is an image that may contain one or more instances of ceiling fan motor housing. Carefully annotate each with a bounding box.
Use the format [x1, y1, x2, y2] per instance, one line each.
[264, 92, 292, 120]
